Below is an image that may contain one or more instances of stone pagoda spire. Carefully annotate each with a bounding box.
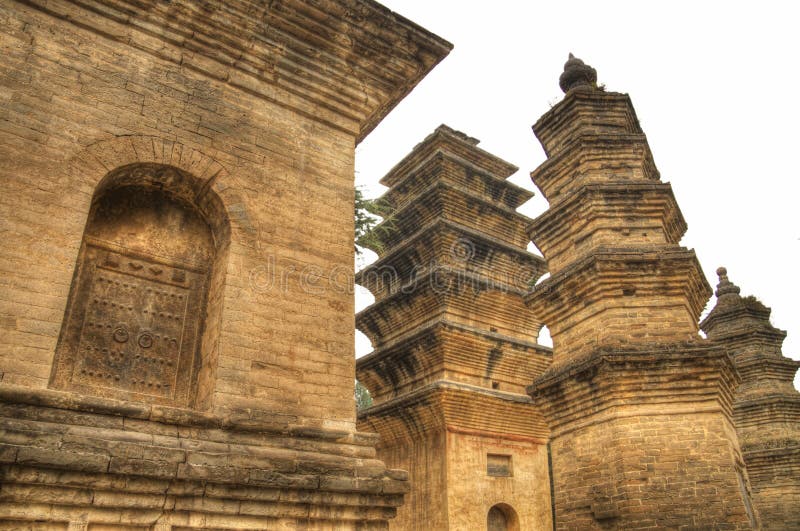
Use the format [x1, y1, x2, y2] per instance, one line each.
[356, 125, 553, 530]
[526, 56, 758, 529]
[702, 268, 800, 528]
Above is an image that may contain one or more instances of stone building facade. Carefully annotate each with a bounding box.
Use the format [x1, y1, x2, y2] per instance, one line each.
[0, 0, 451, 528]
[1, 0, 798, 530]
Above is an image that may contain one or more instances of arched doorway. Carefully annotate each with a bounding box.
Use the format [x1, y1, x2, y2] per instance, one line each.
[487, 503, 520, 531]
[51, 163, 229, 408]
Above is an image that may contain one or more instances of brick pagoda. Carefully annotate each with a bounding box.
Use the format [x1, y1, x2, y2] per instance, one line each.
[702, 267, 800, 528]
[525, 55, 759, 529]
[356, 125, 553, 530]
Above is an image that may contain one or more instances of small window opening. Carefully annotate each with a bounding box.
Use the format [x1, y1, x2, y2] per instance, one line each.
[487, 454, 512, 477]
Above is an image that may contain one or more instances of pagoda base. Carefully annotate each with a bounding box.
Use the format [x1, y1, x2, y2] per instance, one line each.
[357, 382, 552, 530]
[0, 384, 407, 530]
[528, 342, 759, 530]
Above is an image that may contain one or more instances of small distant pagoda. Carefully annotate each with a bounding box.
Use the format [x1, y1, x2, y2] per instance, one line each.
[356, 125, 553, 530]
[525, 55, 759, 529]
[702, 268, 800, 529]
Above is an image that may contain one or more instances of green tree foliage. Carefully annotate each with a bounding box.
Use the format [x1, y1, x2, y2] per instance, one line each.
[354, 188, 380, 412]
[354, 186, 394, 256]
[355, 380, 373, 410]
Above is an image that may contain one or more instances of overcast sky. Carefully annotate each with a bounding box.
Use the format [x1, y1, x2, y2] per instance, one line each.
[354, 1, 800, 387]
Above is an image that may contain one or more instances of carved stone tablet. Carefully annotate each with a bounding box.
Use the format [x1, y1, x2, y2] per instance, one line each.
[52, 183, 214, 407]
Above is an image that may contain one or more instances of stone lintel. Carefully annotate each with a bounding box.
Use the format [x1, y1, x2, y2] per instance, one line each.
[527, 182, 688, 271]
[358, 381, 548, 446]
[0, 389, 412, 524]
[380, 125, 519, 188]
[356, 218, 545, 299]
[532, 91, 643, 157]
[22, 0, 452, 143]
[356, 319, 552, 403]
[530, 134, 659, 203]
[527, 342, 739, 437]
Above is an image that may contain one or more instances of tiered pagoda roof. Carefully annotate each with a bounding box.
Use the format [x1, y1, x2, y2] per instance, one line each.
[356, 124, 549, 436]
[525, 58, 711, 363]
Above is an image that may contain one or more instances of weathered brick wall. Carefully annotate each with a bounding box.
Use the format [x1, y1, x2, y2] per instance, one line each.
[0, 1, 357, 428]
[446, 432, 552, 531]
[376, 430, 448, 531]
[0, 0, 453, 527]
[551, 413, 755, 529]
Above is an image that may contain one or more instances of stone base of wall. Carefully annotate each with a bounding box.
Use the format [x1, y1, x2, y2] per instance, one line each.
[0, 384, 407, 530]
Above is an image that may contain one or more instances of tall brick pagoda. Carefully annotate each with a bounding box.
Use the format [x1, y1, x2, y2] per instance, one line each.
[356, 126, 553, 530]
[702, 267, 800, 528]
[525, 55, 759, 529]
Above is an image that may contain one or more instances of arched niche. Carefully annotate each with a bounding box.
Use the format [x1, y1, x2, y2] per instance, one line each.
[487, 503, 520, 531]
[51, 163, 230, 409]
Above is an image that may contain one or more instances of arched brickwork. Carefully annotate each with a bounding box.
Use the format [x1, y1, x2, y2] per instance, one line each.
[50, 138, 236, 409]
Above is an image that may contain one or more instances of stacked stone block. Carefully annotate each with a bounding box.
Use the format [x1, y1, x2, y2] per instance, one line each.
[525, 56, 759, 529]
[356, 126, 553, 530]
[702, 268, 800, 529]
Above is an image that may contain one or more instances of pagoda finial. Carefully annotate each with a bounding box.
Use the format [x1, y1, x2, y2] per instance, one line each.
[559, 53, 598, 93]
[715, 266, 741, 299]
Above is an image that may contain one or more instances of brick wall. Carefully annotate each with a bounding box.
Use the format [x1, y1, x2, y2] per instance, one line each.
[0, 0, 358, 429]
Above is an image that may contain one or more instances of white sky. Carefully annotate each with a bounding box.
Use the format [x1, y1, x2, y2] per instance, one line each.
[354, 1, 800, 388]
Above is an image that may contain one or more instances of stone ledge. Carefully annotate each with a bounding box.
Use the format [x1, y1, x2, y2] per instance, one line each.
[529, 133, 659, 203]
[366, 178, 534, 251]
[380, 124, 519, 188]
[356, 217, 545, 294]
[356, 266, 538, 348]
[0, 423, 405, 492]
[381, 151, 532, 212]
[527, 182, 688, 255]
[525, 245, 711, 330]
[532, 90, 643, 157]
[0, 383, 378, 447]
[358, 380, 548, 444]
[741, 438, 800, 456]
[527, 341, 740, 436]
[356, 319, 551, 403]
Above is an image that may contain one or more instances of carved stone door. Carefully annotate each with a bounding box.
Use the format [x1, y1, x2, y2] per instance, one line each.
[52, 182, 214, 407]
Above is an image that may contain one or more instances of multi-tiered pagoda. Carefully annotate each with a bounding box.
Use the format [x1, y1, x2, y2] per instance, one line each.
[702, 268, 800, 528]
[356, 125, 553, 530]
[525, 56, 759, 529]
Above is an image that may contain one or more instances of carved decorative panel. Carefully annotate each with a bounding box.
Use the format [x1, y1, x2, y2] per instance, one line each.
[53, 183, 214, 407]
